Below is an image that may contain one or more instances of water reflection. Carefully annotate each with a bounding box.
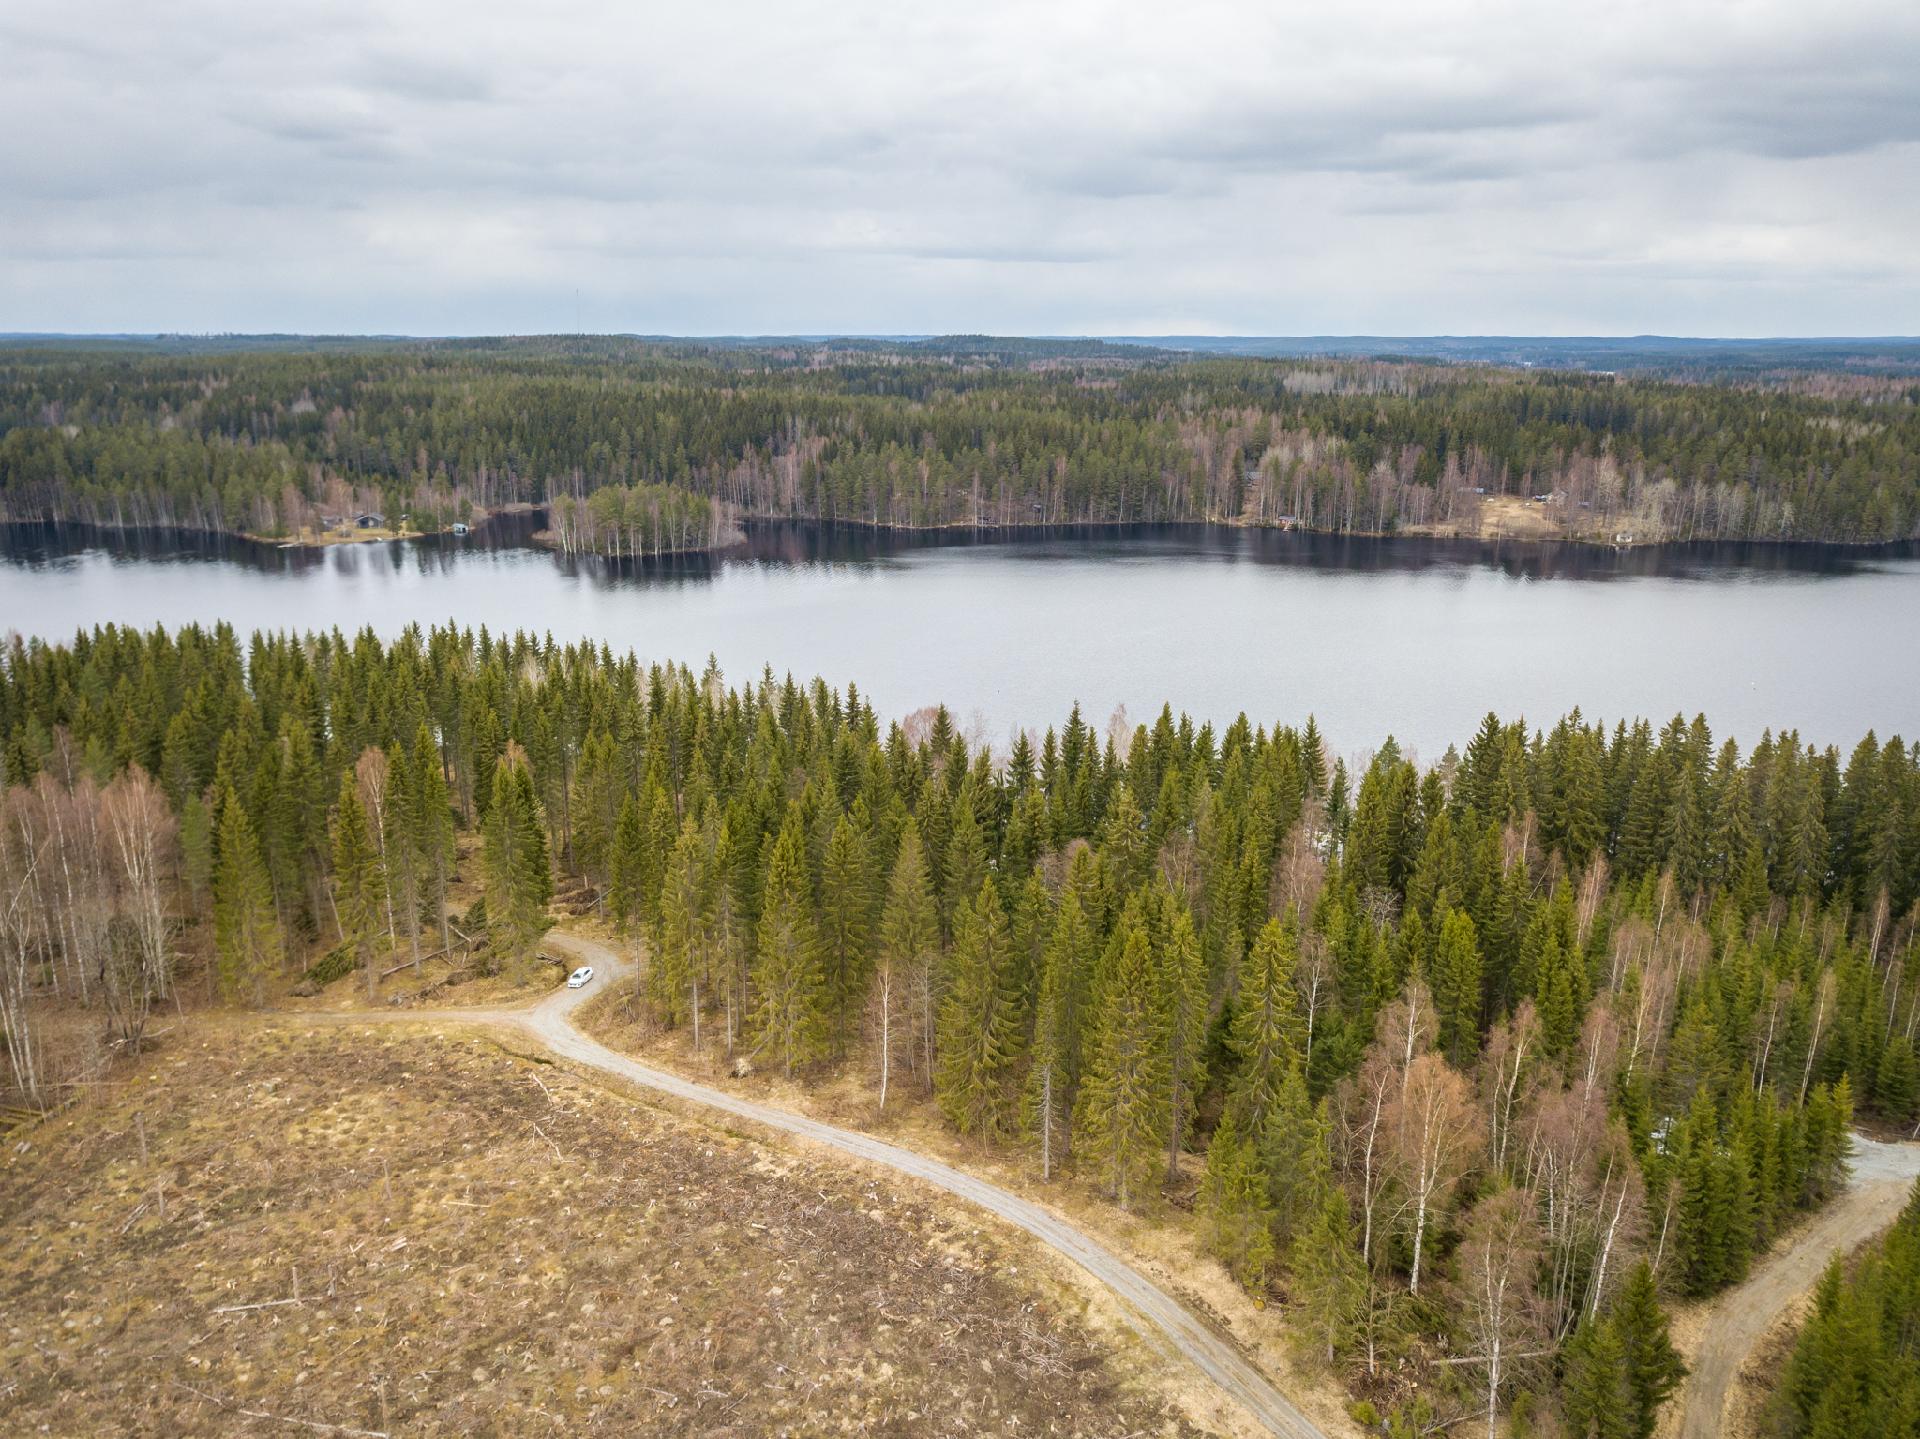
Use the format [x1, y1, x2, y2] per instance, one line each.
[4, 514, 1907, 589]
[4, 514, 1916, 754]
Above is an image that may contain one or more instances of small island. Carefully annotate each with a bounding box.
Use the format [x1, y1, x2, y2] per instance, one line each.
[2, 336, 1914, 556]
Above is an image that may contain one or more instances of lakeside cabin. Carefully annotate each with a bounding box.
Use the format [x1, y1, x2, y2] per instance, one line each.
[355, 512, 384, 529]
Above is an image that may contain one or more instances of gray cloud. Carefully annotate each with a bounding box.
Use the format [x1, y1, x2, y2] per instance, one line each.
[1, 0, 1916, 334]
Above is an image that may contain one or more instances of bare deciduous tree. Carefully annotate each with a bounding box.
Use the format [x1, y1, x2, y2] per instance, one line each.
[1391, 1051, 1484, 1294]
[355, 747, 399, 946]
[1479, 1000, 1541, 1175]
[1455, 1188, 1547, 1439]
[0, 791, 46, 1106]
[101, 766, 177, 1034]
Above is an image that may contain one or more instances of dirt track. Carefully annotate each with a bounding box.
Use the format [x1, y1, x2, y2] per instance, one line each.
[1674, 1133, 1920, 1438]
[329, 931, 1332, 1439]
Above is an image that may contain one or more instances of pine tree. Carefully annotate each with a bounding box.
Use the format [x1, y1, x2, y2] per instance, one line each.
[213, 783, 282, 1005]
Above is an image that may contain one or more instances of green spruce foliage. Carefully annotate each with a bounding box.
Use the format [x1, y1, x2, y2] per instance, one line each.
[4, 620, 1917, 1437]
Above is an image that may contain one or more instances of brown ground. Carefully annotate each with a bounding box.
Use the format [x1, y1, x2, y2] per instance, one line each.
[1399, 494, 1667, 545]
[248, 523, 425, 547]
[570, 950, 1359, 1439]
[0, 1020, 1194, 1438]
[1470, 495, 1566, 540]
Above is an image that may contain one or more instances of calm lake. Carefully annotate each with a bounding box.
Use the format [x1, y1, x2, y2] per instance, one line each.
[2, 518, 1916, 759]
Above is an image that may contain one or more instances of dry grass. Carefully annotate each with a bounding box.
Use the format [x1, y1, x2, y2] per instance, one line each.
[1400, 494, 1670, 546]
[575, 972, 1363, 1439]
[1, 1020, 1194, 1437]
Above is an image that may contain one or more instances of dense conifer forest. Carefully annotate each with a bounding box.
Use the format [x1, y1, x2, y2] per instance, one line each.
[4, 621, 1917, 1431]
[2, 337, 1917, 546]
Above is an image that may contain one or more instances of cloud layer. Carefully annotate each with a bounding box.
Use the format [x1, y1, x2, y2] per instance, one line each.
[5, 0, 1917, 335]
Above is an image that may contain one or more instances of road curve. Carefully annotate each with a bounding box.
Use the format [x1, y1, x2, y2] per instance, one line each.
[1674, 1133, 1920, 1439]
[506, 933, 1329, 1439]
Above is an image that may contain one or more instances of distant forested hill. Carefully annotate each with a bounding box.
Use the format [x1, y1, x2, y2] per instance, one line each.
[1, 336, 1916, 547]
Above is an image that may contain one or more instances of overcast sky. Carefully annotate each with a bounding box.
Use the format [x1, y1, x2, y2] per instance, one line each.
[5, 0, 1918, 337]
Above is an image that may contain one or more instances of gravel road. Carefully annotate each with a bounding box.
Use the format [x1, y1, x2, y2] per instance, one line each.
[1674, 1132, 1920, 1438]
[518, 932, 1332, 1439]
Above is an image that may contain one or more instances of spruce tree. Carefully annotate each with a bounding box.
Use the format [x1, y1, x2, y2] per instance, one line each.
[1290, 1182, 1365, 1366]
[1158, 900, 1208, 1181]
[1611, 1261, 1685, 1438]
[1027, 896, 1073, 1179]
[818, 810, 874, 1054]
[652, 813, 709, 1030]
[1260, 1065, 1329, 1246]
[1075, 907, 1170, 1208]
[1199, 1106, 1275, 1290]
[940, 783, 988, 935]
[179, 790, 213, 909]
[936, 877, 1019, 1140]
[1228, 915, 1306, 1131]
[1431, 905, 1484, 1063]
[874, 820, 939, 1105]
[1562, 1318, 1635, 1439]
[381, 741, 424, 968]
[213, 783, 282, 1005]
[411, 722, 454, 950]
[330, 771, 387, 998]
[607, 791, 645, 933]
[752, 808, 827, 1077]
[481, 757, 552, 981]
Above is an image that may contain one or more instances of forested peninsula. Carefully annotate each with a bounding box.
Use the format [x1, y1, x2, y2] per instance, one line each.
[1, 335, 1917, 550]
[5, 621, 1918, 1433]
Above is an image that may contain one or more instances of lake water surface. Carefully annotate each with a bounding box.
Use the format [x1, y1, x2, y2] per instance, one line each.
[2, 519, 1915, 759]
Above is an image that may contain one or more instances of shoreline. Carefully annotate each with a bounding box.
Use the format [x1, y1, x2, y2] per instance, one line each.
[3, 510, 1916, 564]
[739, 512, 1920, 560]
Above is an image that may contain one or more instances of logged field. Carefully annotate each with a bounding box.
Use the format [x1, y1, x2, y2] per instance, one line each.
[0, 1022, 1190, 1437]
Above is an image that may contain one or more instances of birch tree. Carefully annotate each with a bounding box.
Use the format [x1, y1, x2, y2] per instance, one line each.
[1392, 1050, 1484, 1294]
